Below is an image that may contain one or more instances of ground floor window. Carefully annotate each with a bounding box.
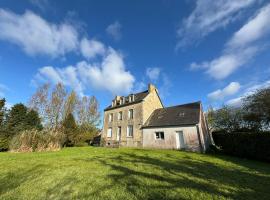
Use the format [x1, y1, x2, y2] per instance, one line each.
[127, 125, 133, 137]
[155, 132, 164, 140]
[107, 128, 112, 137]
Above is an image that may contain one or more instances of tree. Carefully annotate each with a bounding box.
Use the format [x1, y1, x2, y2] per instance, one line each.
[243, 87, 270, 130]
[6, 103, 28, 134]
[0, 98, 6, 127]
[25, 110, 43, 130]
[63, 90, 78, 119]
[63, 113, 77, 146]
[209, 106, 243, 133]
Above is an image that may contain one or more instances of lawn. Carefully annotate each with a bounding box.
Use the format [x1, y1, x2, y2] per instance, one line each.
[0, 147, 269, 200]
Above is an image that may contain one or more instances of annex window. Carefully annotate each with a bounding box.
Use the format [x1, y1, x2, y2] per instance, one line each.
[128, 109, 133, 119]
[127, 125, 133, 137]
[118, 111, 123, 120]
[109, 113, 113, 122]
[107, 128, 112, 138]
[155, 132, 164, 140]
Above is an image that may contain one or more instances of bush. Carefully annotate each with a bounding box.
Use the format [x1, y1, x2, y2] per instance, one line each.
[0, 132, 9, 151]
[9, 129, 65, 152]
[212, 131, 270, 162]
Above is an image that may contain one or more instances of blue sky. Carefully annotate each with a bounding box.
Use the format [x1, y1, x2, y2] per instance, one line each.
[0, 0, 270, 112]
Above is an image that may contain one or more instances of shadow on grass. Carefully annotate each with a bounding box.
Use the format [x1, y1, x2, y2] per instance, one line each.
[78, 151, 270, 200]
[0, 164, 46, 196]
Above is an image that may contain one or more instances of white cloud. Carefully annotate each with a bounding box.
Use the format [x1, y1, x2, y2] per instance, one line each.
[78, 48, 134, 94]
[80, 37, 106, 59]
[146, 67, 161, 81]
[226, 79, 270, 107]
[208, 82, 241, 101]
[29, 0, 49, 11]
[177, 0, 256, 47]
[106, 21, 122, 41]
[0, 9, 79, 57]
[191, 3, 270, 79]
[33, 48, 135, 95]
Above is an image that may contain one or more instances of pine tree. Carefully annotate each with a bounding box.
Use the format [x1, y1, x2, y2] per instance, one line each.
[7, 103, 28, 134]
[25, 109, 43, 130]
[63, 113, 77, 146]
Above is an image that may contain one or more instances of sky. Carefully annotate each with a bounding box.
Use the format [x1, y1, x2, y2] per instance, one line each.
[0, 0, 270, 113]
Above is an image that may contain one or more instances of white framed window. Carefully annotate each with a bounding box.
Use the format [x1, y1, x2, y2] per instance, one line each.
[109, 113, 113, 122]
[107, 128, 112, 138]
[155, 132, 164, 140]
[118, 111, 123, 120]
[128, 109, 133, 119]
[127, 125, 133, 137]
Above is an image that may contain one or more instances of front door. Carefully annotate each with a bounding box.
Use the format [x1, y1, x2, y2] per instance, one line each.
[117, 127, 121, 141]
[176, 131, 185, 149]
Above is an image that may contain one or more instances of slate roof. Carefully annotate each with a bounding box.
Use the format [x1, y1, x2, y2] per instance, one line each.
[143, 102, 201, 128]
[104, 90, 149, 111]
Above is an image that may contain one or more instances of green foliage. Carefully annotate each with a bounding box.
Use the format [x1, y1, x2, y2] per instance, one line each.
[243, 87, 270, 130]
[25, 109, 43, 130]
[207, 106, 244, 133]
[0, 132, 9, 151]
[63, 113, 77, 146]
[212, 131, 270, 162]
[0, 98, 5, 126]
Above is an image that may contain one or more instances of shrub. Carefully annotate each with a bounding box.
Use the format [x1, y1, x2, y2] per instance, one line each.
[0, 132, 9, 151]
[9, 129, 65, 152]
[212, 131, 270, 162]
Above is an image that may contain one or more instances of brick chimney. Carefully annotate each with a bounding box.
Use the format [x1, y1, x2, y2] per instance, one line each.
[148, 83, 156, 93]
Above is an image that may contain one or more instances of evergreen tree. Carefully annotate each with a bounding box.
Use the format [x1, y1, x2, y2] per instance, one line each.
[7, 103, 28, 134]
[0, 98, 5, 127]
[25, 109, 43, 130]
[63, 113, 77, 146]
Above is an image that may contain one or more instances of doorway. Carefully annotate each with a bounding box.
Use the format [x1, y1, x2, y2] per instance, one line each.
[117, 127, 121, 141]
[176, 131, 185, 149]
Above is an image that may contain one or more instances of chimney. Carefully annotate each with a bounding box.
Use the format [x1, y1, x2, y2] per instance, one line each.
[148, 83, 156, 93]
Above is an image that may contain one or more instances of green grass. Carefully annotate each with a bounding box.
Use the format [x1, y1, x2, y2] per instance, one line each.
[0, 147, 270, 200]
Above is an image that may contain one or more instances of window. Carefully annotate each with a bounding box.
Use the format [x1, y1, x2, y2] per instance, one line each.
[117, 127, 121, 141]
[118, 111, 123, 120]
[155, 132, 164, 140]
[127, 125, 133, 137]
[128, 109, 133, 119]
[107, 128, 112, 138]
[109, 113, 113, 122]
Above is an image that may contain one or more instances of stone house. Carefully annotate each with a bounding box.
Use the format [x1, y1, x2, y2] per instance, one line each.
[102, 84, 211, 152]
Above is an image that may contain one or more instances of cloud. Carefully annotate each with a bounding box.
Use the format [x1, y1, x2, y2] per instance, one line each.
[80, 37, 106, 59]
[208, 82, 241, 101]
[226, 79, 270, 107]
[78, 48, 134, 95]
[191, 3, 270, 79]
[0, 9, 79, 57]
[106, 21, 122, 41]
[146, 67, 161, 82]
[177, 0, 256, 47]
[33, 48, 135, 95]
[29, 0, 50, 11]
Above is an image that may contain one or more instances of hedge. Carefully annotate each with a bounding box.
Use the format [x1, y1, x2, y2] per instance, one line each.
[212, 131, 270, 162]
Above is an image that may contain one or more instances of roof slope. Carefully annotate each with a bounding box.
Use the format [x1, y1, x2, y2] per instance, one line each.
[143, 102, 201, 128]
[104, 90, 149, 111]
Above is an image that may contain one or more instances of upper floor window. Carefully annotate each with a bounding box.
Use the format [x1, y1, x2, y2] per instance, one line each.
[155, 132, 164, 140]
[128, 109, 133, 119]
[109, 113, 113, 122]
[107, 128, 112, 138]
[118, 111, 123, 120]
[127, 125, 133, 137]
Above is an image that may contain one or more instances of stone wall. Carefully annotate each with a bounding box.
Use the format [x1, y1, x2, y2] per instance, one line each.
[103, 102, 144, 147]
